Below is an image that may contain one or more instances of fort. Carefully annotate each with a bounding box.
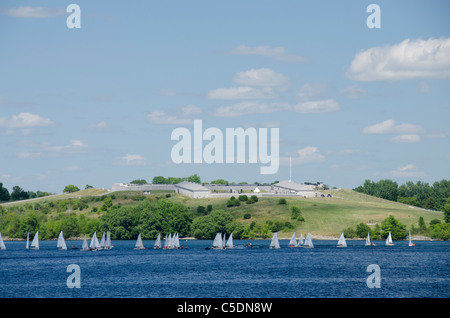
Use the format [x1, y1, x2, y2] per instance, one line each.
[111, 180, 326, 199]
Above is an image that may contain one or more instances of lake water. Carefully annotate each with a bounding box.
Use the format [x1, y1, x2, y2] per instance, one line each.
[0, 239, 449, 298]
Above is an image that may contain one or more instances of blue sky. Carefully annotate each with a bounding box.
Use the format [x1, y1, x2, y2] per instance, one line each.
[0, 0, 449, 193]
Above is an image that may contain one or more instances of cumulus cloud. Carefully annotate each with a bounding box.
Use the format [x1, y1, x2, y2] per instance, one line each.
[362, 119, 424, 135]
[389, 134, 421, 143]
[0, 112, 53, 134]
[233, 68, 290, 89]
[281, 147, 325, 165]
[16, 139, 87, 159]
[210, 101, 290, 117]
[0, 6, 65, 18]
[389, 164, 426, 178]
[147, 105, 203, 125]
[296, 83, 330, 101]
[231, 45, 308, 63]
[347, 37, 450, 81]
[293, 99, 339, 113]
[207, 86, 276, 100]
[118, 154, 148, 166]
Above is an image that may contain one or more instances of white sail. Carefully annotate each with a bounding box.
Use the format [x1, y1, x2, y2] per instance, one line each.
[57, 231, 67, 250]
[288, 233, 297, 247]
[269, 232, 280, 249]
[154, 233, 161, 249]
[226, 233, 234, 248]
[386, 232, 394, 246]
[408, 230, 414, 247]
[222, 233, 226, 249]
[365, 232, 374, 246]
[135, 233, 145, 249]
[337, 232, 347, 247]
[90, 232, 100, 250]
[164, 233, 173, 249]
[26, 232, 30, 249]
[212, 232, 223, 249]
[81, 234, 89, 251]
[105, 231, 112, 249]
[173, 233, 180, 249]
[31, 231, 39, 250]
[298, 232, 304, 246]
[0, 232, 6, 250]
[303, 232, 314, 248]
[99, 232, 106, 249]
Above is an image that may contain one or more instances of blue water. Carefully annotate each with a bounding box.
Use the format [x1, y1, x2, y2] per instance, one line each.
[0, 239, 448, 298]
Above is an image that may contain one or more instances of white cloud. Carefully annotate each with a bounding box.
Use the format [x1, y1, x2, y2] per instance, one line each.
[293, 99, 339, 113]
[207, 86, 276, 100]
[210, 101, 290, 117]
[282, 147, 325, 165]
[0, 6, 65, 18]
[147, 105, 203, 125]
[296, 83, 330, 100]
[118, 154, 148, 166]
[16, 139, 87, 159]
[340, 84, 367, 99]
[156, 88, 176, 96]
[362, 120, 424, 135]
[389, 134, 421, 143]
[233, 68, 290, 89]
[347, 37, 450, 81]
[0, 112, 53, 129]
[231, 45, 309, 63]
[88, 121, 108, 131]
[390, 164, 426, 178]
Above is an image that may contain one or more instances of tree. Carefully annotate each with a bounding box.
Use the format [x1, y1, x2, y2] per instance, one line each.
[0, 183, 10, 202]
[85, 185, 94, 189]
[152, 176, 167, 184]
[443, 198, 450, 223]
[355, 223, 371, 238]
[187, 174, 201, 184]
[211, 179, 228, 185]
[381, 215, 407, 240]
[11, 186, 29, 201]
[130, 179, 148, 185]
[63, 185, 80, 193]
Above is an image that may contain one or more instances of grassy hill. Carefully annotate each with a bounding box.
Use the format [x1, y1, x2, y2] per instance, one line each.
[1, 188, 444, 239]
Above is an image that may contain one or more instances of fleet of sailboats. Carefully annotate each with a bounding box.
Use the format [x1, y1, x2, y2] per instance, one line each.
[0, 228, 419, 251]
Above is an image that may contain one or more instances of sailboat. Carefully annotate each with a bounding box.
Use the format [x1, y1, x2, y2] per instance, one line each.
[99, 232, 106, 250]
[0, 232, 6, 250]
[173, 233, 180, 249]
[303, 232, 314, 248]
[212, 232, 224, 249]
[134, 233, 145, 250]
[222, 233, 226, 249]
[104, 231, 112, 249]
[26, 232, 30, 250]
[81, 234, 89, 251]
[164, 233, 173, 249]
[226, 233, 234, 248]
[386, 232, 394, 246]
[30, 231, 39, 250]
[154, 233, 161, 249]
[408, 230, 415, 247]
[298, 232, 304, 247]
[89, 232, 101, 251]
[269, 232, 280, 249]
[288, 233, 298, 247]
[57, 231, 67, 250]
[365, 232, 375, 246]
[337, 232, 347, 247]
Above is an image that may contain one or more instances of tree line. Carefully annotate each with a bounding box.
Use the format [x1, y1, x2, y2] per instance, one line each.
[353, 179, 450, 211]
